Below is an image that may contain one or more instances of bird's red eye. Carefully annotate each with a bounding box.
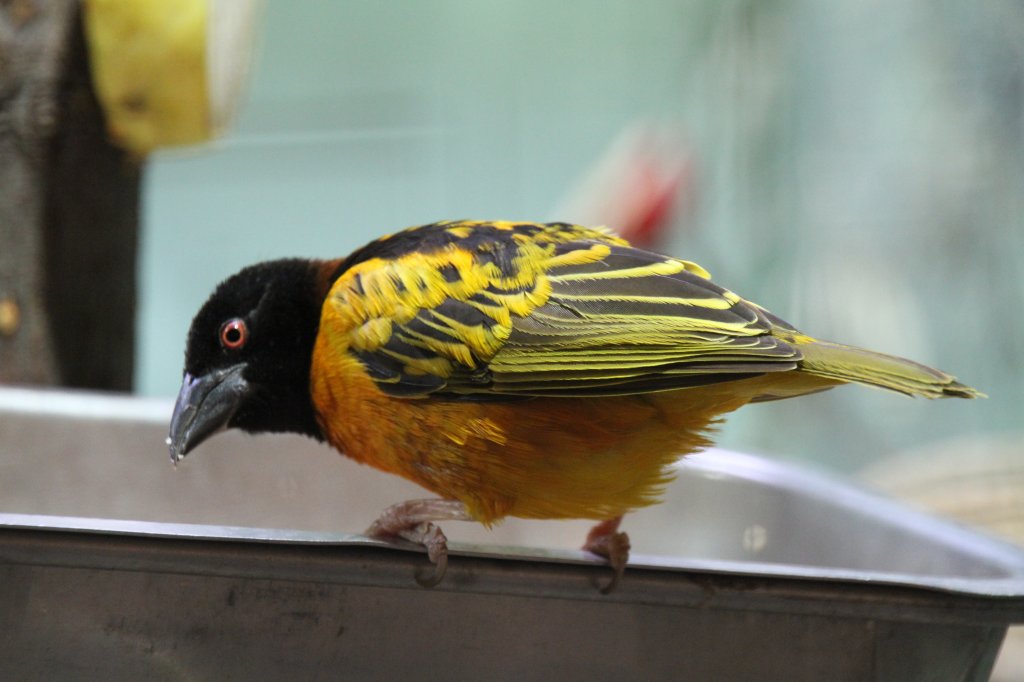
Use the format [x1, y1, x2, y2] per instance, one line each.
[219, 318, 248, 350]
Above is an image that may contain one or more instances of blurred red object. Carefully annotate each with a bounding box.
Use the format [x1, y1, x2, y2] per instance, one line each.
[551, 125, 695, 249]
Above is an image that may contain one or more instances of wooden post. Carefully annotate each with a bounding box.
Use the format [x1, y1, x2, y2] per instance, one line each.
[0, 0, 140, 390]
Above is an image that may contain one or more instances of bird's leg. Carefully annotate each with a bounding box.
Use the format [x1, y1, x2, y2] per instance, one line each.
[365, 499, 472, 588]
[583, 515, 631, 594]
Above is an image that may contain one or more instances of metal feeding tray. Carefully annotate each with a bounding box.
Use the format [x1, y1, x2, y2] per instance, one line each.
[1, 387, 1023, 680]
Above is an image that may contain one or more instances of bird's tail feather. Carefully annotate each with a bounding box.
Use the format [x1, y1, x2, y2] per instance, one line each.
[796, 339, 983, 399]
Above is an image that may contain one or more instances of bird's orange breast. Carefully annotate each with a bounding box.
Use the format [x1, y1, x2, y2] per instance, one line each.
[310, 328, 759, 524]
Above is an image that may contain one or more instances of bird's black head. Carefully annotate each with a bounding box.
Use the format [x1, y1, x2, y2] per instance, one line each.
[168, 258, 326, 462]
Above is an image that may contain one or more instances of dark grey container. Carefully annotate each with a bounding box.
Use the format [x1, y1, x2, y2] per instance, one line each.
[1, 387, 1021, 680]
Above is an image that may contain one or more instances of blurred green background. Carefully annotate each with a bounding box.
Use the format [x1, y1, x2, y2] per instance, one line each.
[138, 1, 1021, 472]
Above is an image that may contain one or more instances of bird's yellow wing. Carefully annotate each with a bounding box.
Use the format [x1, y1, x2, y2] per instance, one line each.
[322, 221, 802, 398]
[486, 244, 804, 396]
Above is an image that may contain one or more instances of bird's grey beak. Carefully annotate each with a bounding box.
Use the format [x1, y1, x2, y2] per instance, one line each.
[168, 364, 249, 463]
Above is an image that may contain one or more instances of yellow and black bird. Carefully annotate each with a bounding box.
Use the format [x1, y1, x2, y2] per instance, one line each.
[169, 220, 981, 591]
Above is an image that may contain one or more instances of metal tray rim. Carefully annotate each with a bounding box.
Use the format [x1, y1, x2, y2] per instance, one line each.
[4, 505, 1024, 599]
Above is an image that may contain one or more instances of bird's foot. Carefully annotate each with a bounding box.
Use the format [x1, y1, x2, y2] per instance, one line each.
[583, 516, 631, 594]
[365, 499, 472, 588]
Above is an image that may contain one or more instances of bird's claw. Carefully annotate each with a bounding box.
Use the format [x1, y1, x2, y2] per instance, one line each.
[412, 522, 449, 588]
[366, 499, 470, 588]
[583, 516, 631, 594]
[367, 520, 452, 588]
[593, 531, 630, 594]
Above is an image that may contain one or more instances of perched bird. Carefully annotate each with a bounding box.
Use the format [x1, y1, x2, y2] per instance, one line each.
[168, 220, 981, 592]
